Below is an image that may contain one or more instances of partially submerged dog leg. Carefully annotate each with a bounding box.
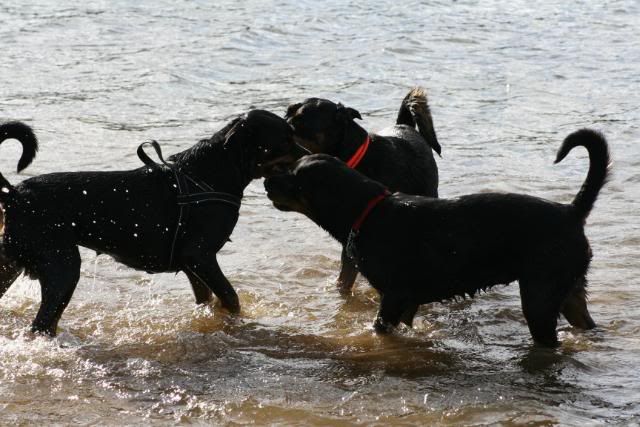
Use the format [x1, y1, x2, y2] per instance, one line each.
[399, 303, 419, 328]
[31, 247, 81, 336]
[519, 279, 562, 348]
[184, 257, 240, 314]
[336, 248, 358, 295]
[561, 279, 596, 330]
[185, 270, 214, 305]
[374, 294, 411, 333]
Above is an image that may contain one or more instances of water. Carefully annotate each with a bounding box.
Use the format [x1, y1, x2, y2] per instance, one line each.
[1, 0, 639, 424]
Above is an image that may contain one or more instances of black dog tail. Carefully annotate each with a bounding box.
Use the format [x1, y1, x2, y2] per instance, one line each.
[555, 128, 610, 221]
[396, 87, 441, 156]
[0, 121, 39, 173]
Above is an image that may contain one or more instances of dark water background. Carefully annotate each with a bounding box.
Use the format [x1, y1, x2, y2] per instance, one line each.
[1, 1, 639, 424]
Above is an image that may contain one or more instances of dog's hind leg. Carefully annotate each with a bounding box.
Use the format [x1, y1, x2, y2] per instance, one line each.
[336, 247, 358, 295]
[561, 277, 596, 330]
[184, 270, 213, 305]
[0, 249, 22, 299]
[184, 257, 240, 313]
[519, 278, 562, 347]
[31, 247, 81, 336]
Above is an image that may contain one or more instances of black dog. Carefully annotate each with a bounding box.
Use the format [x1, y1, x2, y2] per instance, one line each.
[285, 88, 441, 293]
[0, 111, 303, 336]
[265, 129, 609, 347]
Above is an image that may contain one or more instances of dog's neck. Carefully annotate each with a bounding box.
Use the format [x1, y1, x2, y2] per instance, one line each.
[172, 138, 248, 196]
[312, 180, 388, 245]
[334, 122, 370, 164]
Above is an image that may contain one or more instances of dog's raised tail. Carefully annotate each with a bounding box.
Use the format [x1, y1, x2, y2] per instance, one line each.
[0, 121, 39, 173]
[555, 128, 610, 221]
[396, 87, 441, 156]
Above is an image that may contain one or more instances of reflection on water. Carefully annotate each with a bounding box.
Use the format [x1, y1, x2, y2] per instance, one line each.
[1, 0, 640, 424]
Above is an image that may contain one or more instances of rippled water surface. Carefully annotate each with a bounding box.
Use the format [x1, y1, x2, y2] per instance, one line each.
[1, 1, 639, 424]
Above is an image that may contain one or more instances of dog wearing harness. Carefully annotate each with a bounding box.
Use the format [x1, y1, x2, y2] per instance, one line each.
[0, 110, 304, 337]
[137, 140, 242, 270]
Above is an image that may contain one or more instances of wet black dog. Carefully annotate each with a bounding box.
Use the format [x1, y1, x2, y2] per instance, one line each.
[0, 111, 303, 336]
[265, 129, 609, 347]
[285, 88, 441, 293]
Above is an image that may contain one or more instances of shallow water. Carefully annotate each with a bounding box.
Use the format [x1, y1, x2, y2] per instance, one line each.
[1, 0, 639, 424]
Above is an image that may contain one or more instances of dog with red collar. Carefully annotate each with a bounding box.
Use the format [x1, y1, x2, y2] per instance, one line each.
[284, 88, 441, 295]
[265, 129, 609, 347]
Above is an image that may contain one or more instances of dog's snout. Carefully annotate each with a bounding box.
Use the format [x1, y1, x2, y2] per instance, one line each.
[263, 176, 277, 193]
[264, 174, 286, 193]
[264, 173, 295, 196]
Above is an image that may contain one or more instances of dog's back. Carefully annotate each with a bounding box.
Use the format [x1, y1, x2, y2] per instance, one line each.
[367, 126, 439, 197]
[360, 88, 440, 197]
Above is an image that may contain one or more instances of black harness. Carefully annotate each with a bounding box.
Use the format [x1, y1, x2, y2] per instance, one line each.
[137, 141, 241, 270]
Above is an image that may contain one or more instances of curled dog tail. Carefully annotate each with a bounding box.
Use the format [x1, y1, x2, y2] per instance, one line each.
[0, 121, 39, 173]
[396, 87, 441, 156]
[555, 128, 610, 221]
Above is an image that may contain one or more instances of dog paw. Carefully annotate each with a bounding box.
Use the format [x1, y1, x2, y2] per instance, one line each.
[373, 317, 394, 334]
[219, 296, 241, 315]
[336, 282, 355, 297]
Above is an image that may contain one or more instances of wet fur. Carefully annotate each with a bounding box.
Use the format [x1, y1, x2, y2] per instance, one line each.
[285, 88, 441, 293]
[0, 111, 297, 336]
[265, 129, 610, 347]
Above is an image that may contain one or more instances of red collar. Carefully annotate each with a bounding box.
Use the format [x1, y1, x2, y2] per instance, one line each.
[346, 135, 371, 169]
[351, 190, 391, 232]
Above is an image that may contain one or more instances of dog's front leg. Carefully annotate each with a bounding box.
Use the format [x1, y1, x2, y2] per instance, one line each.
[336, 246, 358, 295]
[31, 247, 81, 336]
[184, 257, 240, 314]
[373, 294, 409, 333]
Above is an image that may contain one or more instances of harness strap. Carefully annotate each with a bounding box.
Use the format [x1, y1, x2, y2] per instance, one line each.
[138, 140, 172, 169]
[137, 140, 241, 270]
[177, 192, 241, 208]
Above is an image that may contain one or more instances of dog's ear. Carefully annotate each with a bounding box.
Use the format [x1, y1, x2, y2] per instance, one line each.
[336, 103, 362, 121]
[285, 103, 302, 119]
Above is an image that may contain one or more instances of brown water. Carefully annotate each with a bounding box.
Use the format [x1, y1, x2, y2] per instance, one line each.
[1, 1, 639, 424]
